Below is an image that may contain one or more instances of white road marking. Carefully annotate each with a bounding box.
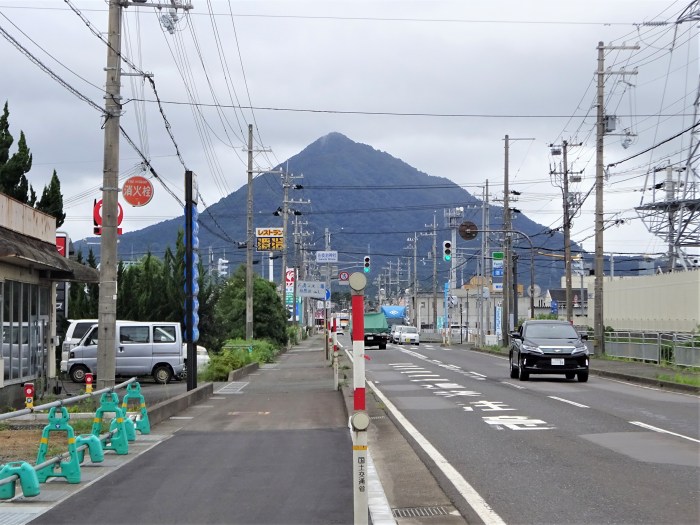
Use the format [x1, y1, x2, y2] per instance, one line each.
[215, 381, 249, 394]
[548, 396, 590, 408]
[368, 380, 506, 525]
[629, 421, 700, 443]
[169, 416, 194, 420]
[501, 381, 526, 389]
[469, 371, 487, 378]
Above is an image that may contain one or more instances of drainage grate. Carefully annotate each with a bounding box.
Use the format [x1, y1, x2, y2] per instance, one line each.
[392, 506, 450, 518]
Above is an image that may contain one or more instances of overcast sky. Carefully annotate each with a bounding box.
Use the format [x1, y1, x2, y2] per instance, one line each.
[1, 0, 698, 260]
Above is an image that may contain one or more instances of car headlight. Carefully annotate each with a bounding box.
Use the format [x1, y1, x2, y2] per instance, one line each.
[571, 345, 588, 355]
[522, 343, 543, 354]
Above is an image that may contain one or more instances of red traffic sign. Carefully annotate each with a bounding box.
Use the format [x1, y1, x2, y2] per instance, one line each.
[122, 175, 154, 207]
[339, 271, 350, 281]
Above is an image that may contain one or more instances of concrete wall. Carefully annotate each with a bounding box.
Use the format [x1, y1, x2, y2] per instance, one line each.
[0, 193, 55, 242]
[603, 270, 700, 331]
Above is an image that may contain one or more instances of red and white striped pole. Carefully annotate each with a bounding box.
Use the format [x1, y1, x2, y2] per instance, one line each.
[348, 272, 369, 525]
[332, 315, 340, 390]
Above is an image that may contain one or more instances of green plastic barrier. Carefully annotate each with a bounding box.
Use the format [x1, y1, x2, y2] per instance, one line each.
[91, 392, 129, 455]
[121, 382, 151, 435]
[35, 406, 81, 483]
[0, 461, 41, 499]
[75, 434, 105, 464]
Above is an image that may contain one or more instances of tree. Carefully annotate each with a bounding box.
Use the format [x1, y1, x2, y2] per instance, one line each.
[214, 265, 288, 346]
[0, 102, 35, 204]
[36, 170, 66, 227]
[67, 249, 99, 319]
[0, 102, 66, 226]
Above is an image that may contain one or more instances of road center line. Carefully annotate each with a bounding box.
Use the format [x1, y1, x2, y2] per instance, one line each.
[629, 421, 700, 443]
[368, 380, 506, 525]
[548, 396, 589, 408]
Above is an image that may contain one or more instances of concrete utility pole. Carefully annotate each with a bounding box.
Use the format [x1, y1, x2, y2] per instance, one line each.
[246, 124, 254, 340]
[502, 135, 534, 343]
[594, 41, 638, 353]
[550, 141, 581, 323]
[96, 0, 123, 389]
[503, 136, 511, 344]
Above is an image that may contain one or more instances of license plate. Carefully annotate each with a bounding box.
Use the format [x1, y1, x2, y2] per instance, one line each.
[367, 336, 374, 341]
[551, 358, 565, 366]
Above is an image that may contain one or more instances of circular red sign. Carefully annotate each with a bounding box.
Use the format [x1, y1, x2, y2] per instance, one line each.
[122, 175, 154, 207]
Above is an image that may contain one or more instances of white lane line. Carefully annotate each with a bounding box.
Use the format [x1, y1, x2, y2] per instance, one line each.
[469, 371, 487, 378]
[548, 396, 589, 408]
[629, 421, 700, 443]
[368, 380, 506, 525]
[501, 381, 526, 389]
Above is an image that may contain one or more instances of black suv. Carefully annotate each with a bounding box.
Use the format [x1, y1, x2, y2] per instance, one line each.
[509, 320, 589, 382]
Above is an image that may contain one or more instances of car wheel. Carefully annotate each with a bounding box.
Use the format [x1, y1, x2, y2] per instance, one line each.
[69, 365, 89, 383]
[565, 372, 576, 380]
[509, 354, 518, 379]
[577, 371, 589, 383]
[379, 343, 387, 350]
[518, 357, 529, 381]
[153, 364, 173, 384]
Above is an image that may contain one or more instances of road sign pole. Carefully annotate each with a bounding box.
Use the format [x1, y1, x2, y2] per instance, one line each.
[348, 272, 369, 525]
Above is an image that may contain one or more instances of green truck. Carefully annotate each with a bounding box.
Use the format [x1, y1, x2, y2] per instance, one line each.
[362, 312, 389, 349]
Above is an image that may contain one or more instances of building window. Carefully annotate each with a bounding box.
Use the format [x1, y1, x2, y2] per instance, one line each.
[2, 280, 50, 385]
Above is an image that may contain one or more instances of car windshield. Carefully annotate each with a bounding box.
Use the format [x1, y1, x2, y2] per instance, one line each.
[403, 327, 418, 334]
[525, 323, 578, 339]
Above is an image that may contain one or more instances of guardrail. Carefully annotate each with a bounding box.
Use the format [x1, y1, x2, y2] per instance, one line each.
[0, 377, 148, 499]
[604, 331, 700, 368]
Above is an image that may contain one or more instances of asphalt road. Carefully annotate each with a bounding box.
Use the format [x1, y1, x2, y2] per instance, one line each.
[364, 341, 700, 525]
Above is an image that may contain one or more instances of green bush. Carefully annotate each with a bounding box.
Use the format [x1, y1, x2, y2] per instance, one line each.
[201, 338, 281, 381]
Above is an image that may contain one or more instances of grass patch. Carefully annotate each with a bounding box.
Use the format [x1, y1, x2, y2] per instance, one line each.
[657, 373, 700, 387]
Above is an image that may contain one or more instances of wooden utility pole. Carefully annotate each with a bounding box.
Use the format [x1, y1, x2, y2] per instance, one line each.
[96, 0, 123, 389]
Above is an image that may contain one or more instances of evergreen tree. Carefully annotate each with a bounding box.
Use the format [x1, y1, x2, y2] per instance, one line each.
[36, 169, 66, 227]
[0, 102, 34, 203]
[214, 265, 288, 346]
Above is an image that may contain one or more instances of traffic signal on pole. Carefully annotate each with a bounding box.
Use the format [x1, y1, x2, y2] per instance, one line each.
[363, 256, 371, 273]
[443, 240, 452, 261]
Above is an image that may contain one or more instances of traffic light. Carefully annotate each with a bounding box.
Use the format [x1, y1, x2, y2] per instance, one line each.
[363, 256, 371, 273]
[217, 258, 229, 276]
[443, 240, 452, 261]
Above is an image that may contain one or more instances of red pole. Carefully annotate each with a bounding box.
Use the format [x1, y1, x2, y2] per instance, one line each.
[351, 294, 365, 411]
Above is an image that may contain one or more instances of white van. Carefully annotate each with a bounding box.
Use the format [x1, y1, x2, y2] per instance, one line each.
[62, 321, 185, 384]
[61, 319, 98, 354]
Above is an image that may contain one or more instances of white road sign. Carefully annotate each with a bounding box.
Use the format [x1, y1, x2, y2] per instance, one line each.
[297, 280, 328, 299]
[315, 250, 338, 263]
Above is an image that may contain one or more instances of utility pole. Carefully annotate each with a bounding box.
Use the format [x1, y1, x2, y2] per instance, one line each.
[503, 136, 534, 343]
[550, 140, 582, 323]
[246, 124, 254, 340]
[431, 214, 438, 330]
[96, 0, 123, 389]
[594, 41, 638, 354]
[503, 136, 511, 344]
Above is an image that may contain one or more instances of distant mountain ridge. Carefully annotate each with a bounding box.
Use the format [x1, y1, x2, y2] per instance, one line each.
[76, 132, 592, 292]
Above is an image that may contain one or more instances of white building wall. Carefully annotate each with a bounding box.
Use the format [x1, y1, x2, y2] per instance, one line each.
[603, 270, 700, 332]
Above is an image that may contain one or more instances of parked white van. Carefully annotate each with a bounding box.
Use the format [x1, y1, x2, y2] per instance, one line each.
[61, 321, 185, 384]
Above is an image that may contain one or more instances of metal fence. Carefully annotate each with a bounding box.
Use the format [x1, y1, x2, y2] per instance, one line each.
[604, 331, 700, 368]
